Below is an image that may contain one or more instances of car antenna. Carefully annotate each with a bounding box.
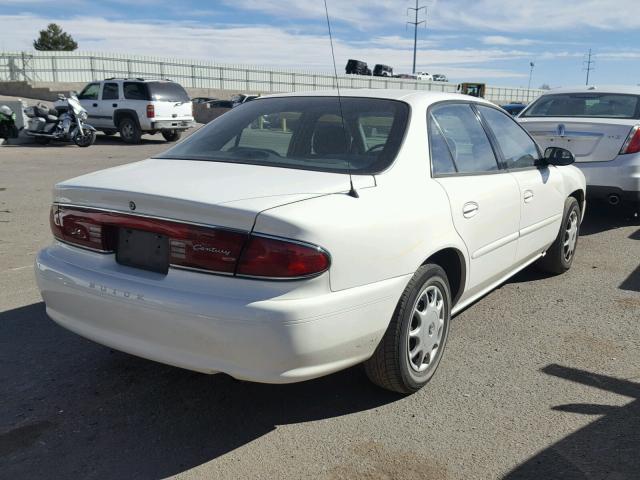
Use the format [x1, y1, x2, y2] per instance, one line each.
[323, 0, 358, 198]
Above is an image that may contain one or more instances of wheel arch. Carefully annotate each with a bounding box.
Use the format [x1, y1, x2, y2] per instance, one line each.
[421, 247, 466, 306]
[113, 109, 141, 129]
[569, 188, 585, 218]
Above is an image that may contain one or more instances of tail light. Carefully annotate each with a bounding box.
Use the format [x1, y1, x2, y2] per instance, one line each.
[146, 104, 155, 118]
[237, 236, 330, 278]
[49, 206, 330, 279]
[620, 125, 640, 155]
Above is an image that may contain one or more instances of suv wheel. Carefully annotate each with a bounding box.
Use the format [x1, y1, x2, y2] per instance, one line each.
[162, 130, 182, 142]
[118, 117, 141, 144]
[364, 264, 451, 394]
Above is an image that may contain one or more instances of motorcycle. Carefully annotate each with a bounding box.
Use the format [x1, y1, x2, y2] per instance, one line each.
[24, 94, 96, 147]
[0, 105, 19, 141]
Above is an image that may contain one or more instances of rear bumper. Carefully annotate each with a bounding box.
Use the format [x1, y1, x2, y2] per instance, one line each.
[150, 119, 195, 131]
[577, 153, 640, 198]
[35, 242, 408, 383]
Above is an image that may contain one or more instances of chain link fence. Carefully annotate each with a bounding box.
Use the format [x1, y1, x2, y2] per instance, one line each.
[0, 51, 543, 104]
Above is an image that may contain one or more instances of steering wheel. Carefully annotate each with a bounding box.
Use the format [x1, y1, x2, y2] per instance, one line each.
[366, 143, 385, 153]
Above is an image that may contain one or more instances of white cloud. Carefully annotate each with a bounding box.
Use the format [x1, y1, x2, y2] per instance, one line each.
[0, 14, 532, 80]
[482, 36, 538, 46]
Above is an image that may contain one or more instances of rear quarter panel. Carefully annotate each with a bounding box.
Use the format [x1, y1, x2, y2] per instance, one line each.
[253, 98, 468, 292]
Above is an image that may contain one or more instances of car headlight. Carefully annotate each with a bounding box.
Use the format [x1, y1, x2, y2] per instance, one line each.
[78, 111, 88, 121]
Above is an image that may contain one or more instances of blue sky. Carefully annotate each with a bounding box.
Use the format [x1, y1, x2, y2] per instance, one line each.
[0, 0, 639, 88]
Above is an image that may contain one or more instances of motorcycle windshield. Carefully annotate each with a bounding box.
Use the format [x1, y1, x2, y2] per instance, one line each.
[67, 96, 85, 115]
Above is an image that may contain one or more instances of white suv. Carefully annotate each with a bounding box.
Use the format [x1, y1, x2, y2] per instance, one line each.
[77, 79, 195, 144]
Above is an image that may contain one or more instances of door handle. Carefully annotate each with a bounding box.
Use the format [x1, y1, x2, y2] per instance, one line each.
[112, 103, 118, 107]
[524, 190, 534, 203]
[92, 103, 98, 107]
[462, 201, 479, 218]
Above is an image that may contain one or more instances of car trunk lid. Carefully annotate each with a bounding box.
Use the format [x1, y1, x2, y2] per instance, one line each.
[54, 158, 373, 231]
[519, 117, 635, 163]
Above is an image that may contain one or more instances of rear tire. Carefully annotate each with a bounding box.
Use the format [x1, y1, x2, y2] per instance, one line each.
[118, 117, 141, 144]
[162, 130, 182, 142]
[537, 196, 581, 274]
[364, 264, 451, 394]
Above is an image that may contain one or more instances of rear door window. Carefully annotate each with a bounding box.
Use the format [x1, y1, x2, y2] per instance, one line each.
[123, 82, 150, 101]
[522, 93, 640, 119]
[102, 82, 119, 100]
[430, 103, 500, 174]
[147, 82, 190, 102]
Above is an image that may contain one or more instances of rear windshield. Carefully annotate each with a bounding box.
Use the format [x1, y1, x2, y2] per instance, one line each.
[521, 93, 640, 119]
[147, 82, 190, 102]
[158, 96, 410, 174]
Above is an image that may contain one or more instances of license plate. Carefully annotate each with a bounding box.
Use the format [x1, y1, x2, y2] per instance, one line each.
[116, 228, 169, 274]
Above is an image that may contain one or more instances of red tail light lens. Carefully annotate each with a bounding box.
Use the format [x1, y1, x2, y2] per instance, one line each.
[49, 206, 330, 279]
[146, 104, 155, 118]
[620, 125, 640, 155]
[237, 236, 330, 278]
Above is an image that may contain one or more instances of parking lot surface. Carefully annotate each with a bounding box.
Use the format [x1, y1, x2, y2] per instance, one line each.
[1, 133, 639, 479]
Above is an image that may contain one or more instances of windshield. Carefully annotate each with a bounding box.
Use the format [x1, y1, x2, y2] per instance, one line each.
[521, 93, 640, 119]
[158, 96, 410, 174]
[148, 82, 190, 103]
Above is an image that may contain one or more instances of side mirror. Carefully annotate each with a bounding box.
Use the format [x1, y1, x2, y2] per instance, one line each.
[544, 147, 575, 166]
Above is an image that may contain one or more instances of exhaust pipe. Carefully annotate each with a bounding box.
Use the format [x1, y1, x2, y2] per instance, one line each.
[607, 194, 621, 206]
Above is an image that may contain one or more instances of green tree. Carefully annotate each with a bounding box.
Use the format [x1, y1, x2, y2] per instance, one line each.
[33, 23, 78, 51]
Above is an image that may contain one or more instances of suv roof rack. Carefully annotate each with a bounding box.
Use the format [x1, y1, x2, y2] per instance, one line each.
[102, 77, 146, 81]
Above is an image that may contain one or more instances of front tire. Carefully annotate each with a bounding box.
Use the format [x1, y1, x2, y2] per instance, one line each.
[73, 130, 96, 147]
[537, 196, 581, 274]
[162, 130, 182, 142]
[118, 117, 141, 144]
[364, 264, 452, 394]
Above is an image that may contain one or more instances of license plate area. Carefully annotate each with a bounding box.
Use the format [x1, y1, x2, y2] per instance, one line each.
[116, 228, 169, 274]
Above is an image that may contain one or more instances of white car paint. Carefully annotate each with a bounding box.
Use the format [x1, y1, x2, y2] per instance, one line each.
[518, 85, 640, 207]
[35, 89, 586, 384]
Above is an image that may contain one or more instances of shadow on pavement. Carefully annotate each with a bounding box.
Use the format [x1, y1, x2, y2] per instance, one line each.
[580, 203, 639, 236]
[504, 364, 640, 480]
[0, 303, 400, 479]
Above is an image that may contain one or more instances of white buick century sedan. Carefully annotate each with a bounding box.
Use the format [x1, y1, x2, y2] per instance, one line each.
[36, 90, 586, 394]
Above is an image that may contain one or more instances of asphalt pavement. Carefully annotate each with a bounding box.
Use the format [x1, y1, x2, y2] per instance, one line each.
[1, 131, 639, 479]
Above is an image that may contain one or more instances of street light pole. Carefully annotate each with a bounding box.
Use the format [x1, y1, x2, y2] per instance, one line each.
[527, 61, 535, 90]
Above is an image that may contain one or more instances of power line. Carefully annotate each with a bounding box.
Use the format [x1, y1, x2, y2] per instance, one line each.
[407, 0, 427, 75]
[583, 49, 595, 85]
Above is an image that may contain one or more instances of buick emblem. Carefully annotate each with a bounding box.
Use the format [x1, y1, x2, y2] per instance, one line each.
[129, 201, 136, 211]
[556, 123, 566, 137]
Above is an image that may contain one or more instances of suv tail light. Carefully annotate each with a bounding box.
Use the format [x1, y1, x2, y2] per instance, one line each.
[49, 206, 330, 279]
[620, 125, 640, 155]
[146, 104, 155, 118]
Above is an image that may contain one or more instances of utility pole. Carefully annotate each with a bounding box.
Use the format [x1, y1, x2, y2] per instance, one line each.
[583, 49, 595, 85]
[527, 61, 535, 90]
[407, 0, 426, 74]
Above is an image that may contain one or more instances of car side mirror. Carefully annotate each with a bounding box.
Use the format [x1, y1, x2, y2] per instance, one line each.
[544, 147, 575, 166]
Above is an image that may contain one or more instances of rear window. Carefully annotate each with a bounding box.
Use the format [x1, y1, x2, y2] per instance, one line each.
[148, 82, 190, 102]
[123, 82, 150, 101]
[521, 93, 640, 119]
[158, 96, 409, 174]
